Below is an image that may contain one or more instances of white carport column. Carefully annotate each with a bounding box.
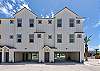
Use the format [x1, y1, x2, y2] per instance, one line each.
[39, 50, 44, 62]
[50, 50, 54, 62]
[80, 51, 84, 63]
[9, 49, 14, 62]
[2, 48, 5, 62]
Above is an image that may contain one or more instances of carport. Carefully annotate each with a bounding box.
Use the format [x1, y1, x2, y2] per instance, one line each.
[54, 52, 80, 62]
[14, 52, 39, 62]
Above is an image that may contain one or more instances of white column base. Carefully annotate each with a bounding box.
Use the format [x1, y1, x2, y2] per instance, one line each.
[9, 49, 14, 62]
[2, 49, 5, 63]
[80, 51, 84, 63]
[39, 50, 44, 62]
[50, 50, 54, 62]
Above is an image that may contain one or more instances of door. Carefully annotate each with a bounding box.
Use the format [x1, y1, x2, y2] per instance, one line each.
[0, 52, 2, 63]
[22, 53, 28, 61]
[44, 52, 49, 62]
[6, 52, 9, 62]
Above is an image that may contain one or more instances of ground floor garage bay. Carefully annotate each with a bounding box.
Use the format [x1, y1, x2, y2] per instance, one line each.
[0, 51, 82, 63]
[14, 52, 39, 62]
[14, 52, 80, 63]
[54, 52, 80, 62]
[0, 46, 83, 63]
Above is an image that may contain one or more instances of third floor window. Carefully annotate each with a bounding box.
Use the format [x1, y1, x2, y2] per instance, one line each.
[38, 20, 42, 24]
[76, 20, 80, 24]
[48, 20, 52, 24]
[0, 35, 1, 39]
[57, 19, 62, 27]
[29, 19, 34, 27]
[17, 18, 22, 27]
[69, 18, 75, 27]
[0, 20, 1, 24]
[10, 20, 14, 24]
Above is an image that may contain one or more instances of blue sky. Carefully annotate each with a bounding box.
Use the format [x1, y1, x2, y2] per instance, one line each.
[0, 0, 100, 51]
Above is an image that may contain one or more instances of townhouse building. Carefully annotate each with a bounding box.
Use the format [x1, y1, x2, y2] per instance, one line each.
[0, 7, 84, 63]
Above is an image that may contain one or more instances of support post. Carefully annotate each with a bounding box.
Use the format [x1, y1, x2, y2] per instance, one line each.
[2, 48, 5, 62]
[39, 50, 44, 63]
[50, 50, 54, 62]
[9, 49, 14, 62]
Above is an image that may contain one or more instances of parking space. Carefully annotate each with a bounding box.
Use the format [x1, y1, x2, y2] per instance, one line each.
[0, 59, 100, 71]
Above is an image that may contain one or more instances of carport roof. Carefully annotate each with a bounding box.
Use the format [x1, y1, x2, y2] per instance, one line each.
[0, 45, 16, 49]
[43, 45, 57, 49]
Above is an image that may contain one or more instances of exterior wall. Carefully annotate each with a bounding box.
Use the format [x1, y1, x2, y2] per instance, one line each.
[0, 7, 84, 63]
[36, 19, 55, 47]
[14, 8, 37, 51]
[14, 52, 23, 62]
[54, 8, 83, 52]
[0, 19, 15, 46]
[68, 52, 80, 62]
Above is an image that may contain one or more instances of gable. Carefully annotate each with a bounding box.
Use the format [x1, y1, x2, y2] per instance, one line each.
[54, 7, 83, 18]
[15, 7, 37, 17]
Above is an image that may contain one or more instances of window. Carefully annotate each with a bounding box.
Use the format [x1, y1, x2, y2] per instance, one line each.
[69, 34, 75, 43]
[76, 20, 80, 24]
[32, 52, 39, 61]
[48, 35, 52, 39]
[69, 18, 75, 27]
[77, 34, 82, 38]
[0, 20, 1, 24]
[38, 20, 42, 24]
[10, 20, 14, 24]
[29, 34, 34, 43]
[48, 20, 52, 24]
[10, 35, 13, 39]
[37, 34, 41, 38]
[0, 35, 1, 39]
[29, 19, 34, 27]
[57, 19, 62, 27]
[57, 34, 62, 43]
[17, 34, 22, 43]
[17, 18, 22, 27]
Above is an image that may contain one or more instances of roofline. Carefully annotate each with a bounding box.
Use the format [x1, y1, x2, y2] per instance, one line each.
[74, 32, 84, 33]
[13, 7, 38, 17]
[0, 7, 84, 19]
[36, 17, 53, 19]
[0, 45, 16, 49]
[34, 32, 45, 33]
[0, 18, 15, 19]
[54, 7, 84, 18]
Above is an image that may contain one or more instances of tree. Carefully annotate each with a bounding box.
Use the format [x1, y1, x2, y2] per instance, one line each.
[84, 35, 92, 61]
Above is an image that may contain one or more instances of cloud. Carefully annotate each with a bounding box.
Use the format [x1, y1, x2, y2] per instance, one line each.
[89, 45, 100, 51]
[0, 7, 9, 15]
[93, 20, 100, 28]
[51, 11, 54, 18]
[41, 14, 44, 18]
[97, 45, 100, 50]
[6, 2, 13, 10]
[11, 0, 16, 3]
[88, 47, 94, 51]
[19, 3, 31, 10]
[45, 15, 49, 18]
[0, 0, 31, 17]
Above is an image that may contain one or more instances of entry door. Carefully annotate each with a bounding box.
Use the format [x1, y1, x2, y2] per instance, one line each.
[23, 53, 28, 61]
[0, 52, 2, 63]
[6, 52, 9, 62]
[44, 52, 49, 62]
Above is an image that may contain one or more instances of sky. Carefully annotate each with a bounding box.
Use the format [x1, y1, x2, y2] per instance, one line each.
[0, 0, 100, 51]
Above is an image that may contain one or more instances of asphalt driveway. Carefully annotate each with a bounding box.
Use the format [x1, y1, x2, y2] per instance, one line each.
[0, 59, 100, 71]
